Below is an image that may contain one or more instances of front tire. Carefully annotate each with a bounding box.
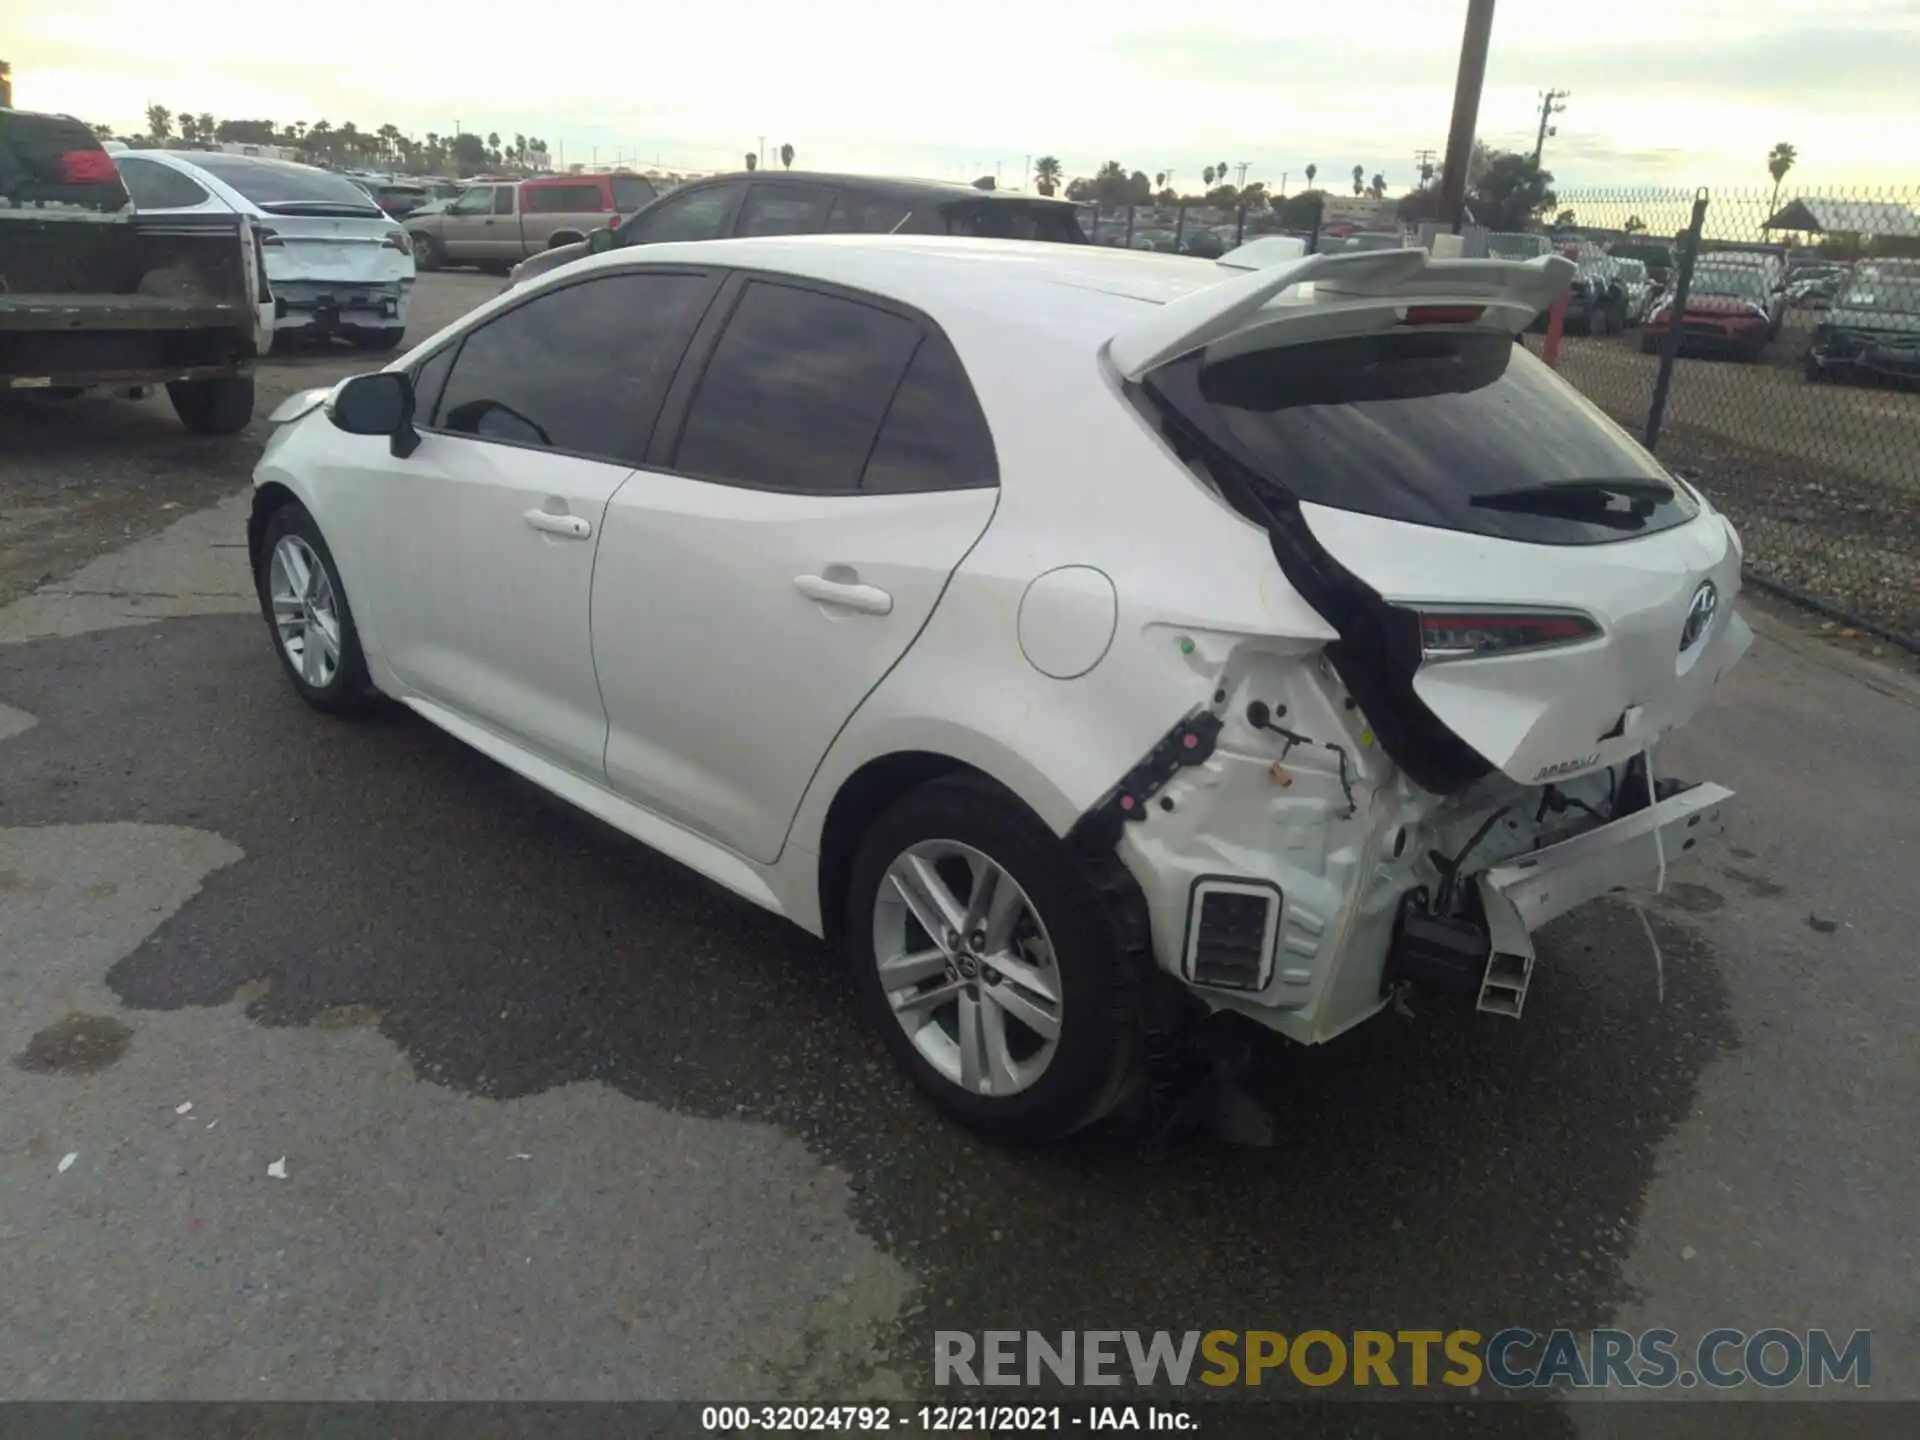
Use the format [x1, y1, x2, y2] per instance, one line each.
[256, 503, 377, 715]
[846, 775, 1139, 1142]
[168, 375, 254, 435]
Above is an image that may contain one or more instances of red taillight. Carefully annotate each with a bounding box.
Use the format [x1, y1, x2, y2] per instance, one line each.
[1415, 608, 1601, 662]
[61, 149, 119, 185]
[1403, 305, 1485, 326]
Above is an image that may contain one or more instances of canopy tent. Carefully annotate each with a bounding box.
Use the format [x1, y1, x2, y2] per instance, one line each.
[1762, 198, 1920, 237]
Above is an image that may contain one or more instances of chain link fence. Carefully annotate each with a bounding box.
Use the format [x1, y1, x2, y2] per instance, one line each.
[1518, 185, 1920, 651]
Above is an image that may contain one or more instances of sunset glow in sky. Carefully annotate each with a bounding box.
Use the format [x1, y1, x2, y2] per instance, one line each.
[10, 0, 1918, 191]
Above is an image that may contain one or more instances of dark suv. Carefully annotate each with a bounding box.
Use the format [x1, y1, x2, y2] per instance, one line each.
[506, 171, 1087, 289]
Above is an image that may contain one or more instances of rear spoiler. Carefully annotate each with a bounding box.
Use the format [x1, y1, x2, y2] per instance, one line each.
[1110, 248, 1576, 381]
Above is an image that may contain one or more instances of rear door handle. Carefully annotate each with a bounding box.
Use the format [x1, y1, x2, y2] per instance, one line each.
[794, 574, 893, 615]
[525, 508, 591, 540]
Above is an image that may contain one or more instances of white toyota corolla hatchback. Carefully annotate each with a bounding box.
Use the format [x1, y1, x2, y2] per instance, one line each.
[251, 234, 1751, 1140]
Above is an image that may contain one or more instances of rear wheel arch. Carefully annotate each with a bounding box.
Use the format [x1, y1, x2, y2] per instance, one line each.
[816, 751, 984, 942]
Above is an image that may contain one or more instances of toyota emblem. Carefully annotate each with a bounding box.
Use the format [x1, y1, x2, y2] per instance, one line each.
[1680, 580, 1719, 652]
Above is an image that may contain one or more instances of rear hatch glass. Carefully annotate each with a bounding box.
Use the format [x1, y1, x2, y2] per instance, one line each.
[1147, 330, 1697, 545]
[186, 155, 384, 217]
[940, 200, 1086, 244]
[0, 110, 130, 211]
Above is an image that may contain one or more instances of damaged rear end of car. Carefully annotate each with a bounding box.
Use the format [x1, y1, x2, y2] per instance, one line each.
[1096, 247, 1751, 1044]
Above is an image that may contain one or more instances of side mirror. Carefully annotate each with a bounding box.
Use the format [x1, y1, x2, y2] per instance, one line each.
[587, 226, 617, 255]
[326, 371, 419, 458]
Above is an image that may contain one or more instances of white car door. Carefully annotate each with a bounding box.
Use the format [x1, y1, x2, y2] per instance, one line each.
[593, 275, 1000, 863]
[353, 266, 726, 777]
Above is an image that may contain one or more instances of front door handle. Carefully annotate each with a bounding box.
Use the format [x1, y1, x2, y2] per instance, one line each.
[524, 508, 591, 540]
[794, 574, 893, 615]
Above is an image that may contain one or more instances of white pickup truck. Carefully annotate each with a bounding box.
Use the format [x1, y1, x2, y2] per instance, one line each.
[2, 108, 274, 433]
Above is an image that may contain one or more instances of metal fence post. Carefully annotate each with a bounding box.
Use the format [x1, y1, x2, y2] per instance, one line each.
[1645, 188, 1709, 452]
[1307, 195, 1323, 255]
[1235, 202, 1246, 247]
[1125, 204, 1135, 249]
[1174, 201, 1187, 251]
[1089, 208, 1101, 244]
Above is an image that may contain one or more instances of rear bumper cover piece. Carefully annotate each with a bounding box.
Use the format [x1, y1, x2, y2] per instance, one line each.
[1473, 781, 1733, 1014]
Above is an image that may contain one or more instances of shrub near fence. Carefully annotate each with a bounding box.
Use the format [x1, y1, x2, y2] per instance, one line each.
[1523, 185, 1920, 651]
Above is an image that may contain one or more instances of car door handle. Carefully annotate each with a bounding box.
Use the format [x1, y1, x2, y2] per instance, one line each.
[794, 574, 893, 615]
[524, 508, 591, 540]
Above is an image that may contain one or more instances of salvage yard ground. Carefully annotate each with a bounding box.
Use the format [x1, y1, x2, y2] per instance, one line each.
[2, 274, 1916, 1434]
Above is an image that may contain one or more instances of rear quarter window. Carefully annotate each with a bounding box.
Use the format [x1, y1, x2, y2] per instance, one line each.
[1146, 331, 1698, 546]
[942, 201, 1086, 243]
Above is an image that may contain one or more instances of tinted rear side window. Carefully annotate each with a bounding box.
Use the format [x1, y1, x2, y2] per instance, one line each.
[1147, 332, 1697, 545]
[431, 270, 716, 465]
[942, 201, 1085, 243]
[827, 191, 912, 234]
[861, 334, 997, 492]
[738, 184, 833, 236]
[673, 281, 921, 493]
[188, 156, 380, 211]
[117, 158, 213, 210]
[526, 183, 602, 213]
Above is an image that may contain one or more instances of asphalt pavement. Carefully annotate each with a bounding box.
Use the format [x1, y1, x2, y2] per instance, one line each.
[1, 274, 1914, 1432]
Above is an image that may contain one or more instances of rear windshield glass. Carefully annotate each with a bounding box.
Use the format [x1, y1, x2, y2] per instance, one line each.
[187, 155, 381, 212]
[941, 201, 1085, 243]
[609, 175, 657, 210]
[1148, 330, 1698, 545]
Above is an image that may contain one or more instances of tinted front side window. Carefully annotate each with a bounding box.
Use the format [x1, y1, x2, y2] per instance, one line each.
[673, 281, 920, 493]
[861, 334, 998, 493]
[626, 184, 740, 243]
[1148, 331, 1697, 545]
[492, 187, 515, 215]
[610, 176, 657, 211]
[432, 271, 715, 465]
[117, 159, 212, 210]
[738, 185, 833, 236]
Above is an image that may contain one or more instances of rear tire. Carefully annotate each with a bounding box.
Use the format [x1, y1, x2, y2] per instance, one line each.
[167, 375, 254, 435]
[348, 326, 407, 352]
[409, 232, 444, 271]
[256, 502, 378, 716]
[846, 775, 1139, 1142]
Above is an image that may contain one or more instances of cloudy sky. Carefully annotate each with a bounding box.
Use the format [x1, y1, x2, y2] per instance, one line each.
[10, 0, 1918, 194]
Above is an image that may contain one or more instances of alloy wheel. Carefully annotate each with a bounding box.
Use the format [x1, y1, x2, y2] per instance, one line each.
[872, 839, 1064, 1098]
[268, 534, 342, 688]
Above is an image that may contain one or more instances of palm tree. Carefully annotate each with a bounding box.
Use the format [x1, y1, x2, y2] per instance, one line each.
[91, 122, 114, 141]
[1304, 162, 1317, 188]
[779, 143, 795, 170]
[1203, 165, 1215, 187]
[1623, 215, 1647, 235]
[198, 113, 215, 145]
[745, 153, 758, 171]
[382, 124, 404, 162]
[1217, 160, 1228, 183]
[1369, 172, 1387, 198]
[1352, 164, 1365, 195]
[1154, 171, 1166, 190]
[146, 105, 173, 142]
[1767, 142, 1797, 215]
[179, 114, 200, 145]
[1034, 155, 1063, 197]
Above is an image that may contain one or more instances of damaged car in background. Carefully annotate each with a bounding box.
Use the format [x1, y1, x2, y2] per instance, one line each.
[248, 237, 1750, 1141]
[1804, 258, 1920, 387]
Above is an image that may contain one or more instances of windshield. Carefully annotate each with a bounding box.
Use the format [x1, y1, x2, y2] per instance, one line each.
[1145, 330, 1697, 545]
[187, 155, 382, 212]
[1836, 263, 1920, 313]
[1687, 266, 1768, 300]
